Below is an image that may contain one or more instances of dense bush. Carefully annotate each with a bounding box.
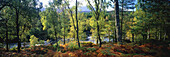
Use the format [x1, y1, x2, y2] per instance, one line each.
[0, 43, 4, 48]
[39, 40, 45, 44]
[67, 41, 79, 50]
[9, 45, 17, 52]
[46, 39, 50, 43]
[29, 35, 38, 46]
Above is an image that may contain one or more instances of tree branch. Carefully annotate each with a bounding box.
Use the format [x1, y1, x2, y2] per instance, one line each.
[0, 1, 11, 10]
[64, 0, 76, 30]
[87, 0, 96, 14]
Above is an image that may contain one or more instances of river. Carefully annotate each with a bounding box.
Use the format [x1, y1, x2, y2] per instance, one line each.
[5, 36, 111, 49]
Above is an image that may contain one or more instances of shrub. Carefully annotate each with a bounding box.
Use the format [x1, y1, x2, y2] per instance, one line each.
[46, 39, 50, 43]
[79, 47, 86, 51]
[10, 45, 17, 52]
[29, 35, 38, 46]
[39, 40, 45, 44]
[53, 40, 62, 49]
[81, 42, 93, 47]
[53, 43, 58, 49]
[0, 43, 4, 48]
[87, 47, 96, 52]
[32, 49, 47, 54]
[67, 41, 79, 50]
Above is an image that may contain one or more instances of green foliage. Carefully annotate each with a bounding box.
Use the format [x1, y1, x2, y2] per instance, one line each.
[53, 0, 62, 6]
[87, 47, 96, 52]
[39, 4, 62, 40]
[0, 43, 4, 48]
[78, 47, 86, 51]
[29, 35, 39, 46]
[57, 40, 62, 44]
[39, 40, 45, 44]
[100, 49, 116, 56]
[84, 52, 90, 55]
[67, 41, 79, 50]
[46, 39, 50, 43]
[29, 28, 48, 40]
[10, 45, 17, 52]
[53, 43, 58, 49]
[0, 0, 170, 56]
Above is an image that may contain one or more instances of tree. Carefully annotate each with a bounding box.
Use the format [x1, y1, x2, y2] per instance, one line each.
[119, 0, 135, 40]
[136, 0, 170, 41]
[86, 0, 107, 47]
[64, 0, 80, 47]
[0, 17, 9, 52]
[40, 6, 60, 45]
[76, 0, 80, 47]
[64, 0, 76, 39]
[0, 0, 11, 10]
[1, 7, 8, 52]
[5, 0, 42, 52]
[60, 7, 70, 44]
[120, 0, 124, 40]
[111, 0, 122, 43]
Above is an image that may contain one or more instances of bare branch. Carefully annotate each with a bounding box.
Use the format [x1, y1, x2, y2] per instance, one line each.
[64, 0, 76, 30]
[87, 0, 96, 14]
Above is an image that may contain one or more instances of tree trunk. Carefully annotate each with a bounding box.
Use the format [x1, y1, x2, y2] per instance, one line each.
[64, 0, 76, 41]
[96, 0, 102, 47]
[142, 34, 146, 44]
[159, 30, 161, 40]
[97, 22, 101, 47]
[132, 33, 134, 42]
[115, 0, 122, 43]
[55, 29, 57, 43]
[16, 9, 21, 53]
[121, 0, 124, 41]
[109, 32, 110, 42]
[114, 29, 117, 42]
[164, 32, 166, 41]
[6, 20, 9, 52]
[54, 24, 58, 46]
[144, 29, 147, 40]
[142, 34, 144, 42]
[97, 37, 98, 44]
[155, 28, 158, 40]
[159, 27, 162, 40]
[64, 27, 65, 44]
[147, 29, 150, 39]
[76, 0, 80, 47]
[73, 33, 75, 40]
[46, 28, 48, 40]
[63, 7, 66, 45]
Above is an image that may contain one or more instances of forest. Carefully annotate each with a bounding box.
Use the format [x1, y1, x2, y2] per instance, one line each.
[0, 0, 170, 57]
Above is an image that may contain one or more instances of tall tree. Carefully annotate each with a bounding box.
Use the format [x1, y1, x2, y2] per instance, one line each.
[60, 6, 69, 44]
[0, 7, 9, 51]
[0, 17, 9, 51]
[40, 5, 60, 45]
[64, 0, 76, 39]
[113, 0, 122, 43]
[76, 0, 80, 47]
[11, 0, 42, 52]
[86, 0, 106, 47]
[120, 0, 124, 40]
[136, 0, 170, 40]
[64, 0, 80, 47]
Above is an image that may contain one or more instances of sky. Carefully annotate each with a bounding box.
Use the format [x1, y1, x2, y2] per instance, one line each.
[39, 0, 90, 7]
[39, 0, 114, 11]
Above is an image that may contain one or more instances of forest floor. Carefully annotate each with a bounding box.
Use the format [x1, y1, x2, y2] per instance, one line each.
[0, 40, 170, 57]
